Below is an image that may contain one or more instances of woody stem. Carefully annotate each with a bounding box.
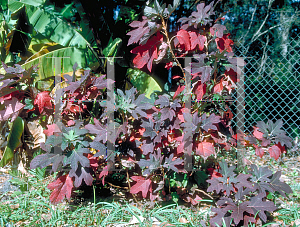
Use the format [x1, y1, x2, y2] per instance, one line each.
[161, 17, 185, 75]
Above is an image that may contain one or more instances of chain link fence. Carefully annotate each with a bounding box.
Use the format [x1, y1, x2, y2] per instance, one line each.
[230, 28, 300, 139]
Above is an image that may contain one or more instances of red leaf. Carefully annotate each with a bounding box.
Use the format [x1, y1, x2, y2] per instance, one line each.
[34, 91, 52, 113]
[131, 32, 163, 72]
[99, 164, 111, 185]
[253, 127, 264, 140]
[172, 75, 182, 79]
[213, 78, 224, 94]
[194, 82, 206, 100]
[269, 145, 281, 160]
[215, 33, 234, 52]
[173, 85, 185, 99]
[67, 120, 76, 126]
[176, 141, 185, 154]
[43, 123, 62, 136]
[189, 32, 206, 50]
[130, 176, 152, 198]
[196, 142, 215, 158]
[254, 144, 264, 158]
[165, 62, 173, 70]
[276, 142, 286, 153]
[47, 174, 73, 205]
[88, 155, 99, 173]
[0, 90, 25, 102]
[176, 30, 191, 51]
[225, 68, 238, 83]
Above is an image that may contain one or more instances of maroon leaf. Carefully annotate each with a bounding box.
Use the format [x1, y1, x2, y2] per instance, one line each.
[178, 2, 214, 28]
[160, 107, 175, 121]
[226, 201, 253, 225]
[210, 24, 227, 38]
[30, 153, 64, 173]
[268, 145, 281, 160]
[269, 171, 293, 197]
[200, 113, 221, 132]
[127, 16, 150, 46]
[47, 174, 73, 205]
[0, 97, 25, 121]
[92, 75, 114, 90]
[210, 207, 231, 227]
[163, 154, 184, 172]
[248, 196, 277, 222]
[140, 141, 154, 155]
[155, 95, 169, 108]
[234, 173, 253, 190]
[69, 166, 93, 187]
[63, 71, 89, 94]
[64, 145, 90, 171]
[85, 118, 107, 142]
[189, 32, 206, 50]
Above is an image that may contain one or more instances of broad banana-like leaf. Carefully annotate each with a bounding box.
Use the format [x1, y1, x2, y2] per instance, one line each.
[103, 37, 122, 64]
[127, 68, 162, 99]
[21, 46, 93, 90]
[0, 116, 24, 167]
[7, 0, 97, 86]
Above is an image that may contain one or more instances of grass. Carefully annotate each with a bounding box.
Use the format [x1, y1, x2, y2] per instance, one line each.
[0, 168, 212, 227]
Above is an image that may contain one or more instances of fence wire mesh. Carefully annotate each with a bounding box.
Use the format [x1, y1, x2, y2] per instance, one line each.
[230, 27, 300, 139]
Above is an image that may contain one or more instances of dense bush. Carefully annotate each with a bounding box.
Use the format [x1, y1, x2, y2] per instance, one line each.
[0, 0, 293, 226]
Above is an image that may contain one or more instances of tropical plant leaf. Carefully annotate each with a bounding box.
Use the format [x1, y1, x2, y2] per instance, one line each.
[200, 113, 221, 132]
[127, 68, 162, 99]
[0, 116, 23, 167]
[64, 145, 90, 171]
[47, 174, 73, 205]
[0, 97, 25, 122]
[34, 90, 52, 113]
[69, 166, 93, 187]
[130, 176, 152, 198]
[195, 142, 215, 158]
[248, 196, 277, 222]
[6, 0, 97, 88]
[103, 37, 122, 64]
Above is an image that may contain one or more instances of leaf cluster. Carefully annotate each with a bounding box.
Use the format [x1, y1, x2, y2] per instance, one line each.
[207, 161, 292, 226]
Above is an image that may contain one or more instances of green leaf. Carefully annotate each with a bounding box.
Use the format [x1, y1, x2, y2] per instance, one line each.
[127, 68, 162, 99]
[0, 0, 8, 11]
[7, 0, 97, 89]
[0, 116, 24, 167]
[103, 37, 122, 58]
[194, 171, 208, 187]
[171, 191, 179, 203]
[11, 0, 46, 7]
[24, 98, 34, 110]
[21, 46, 93, 90]
[103, 37, 122, 65]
